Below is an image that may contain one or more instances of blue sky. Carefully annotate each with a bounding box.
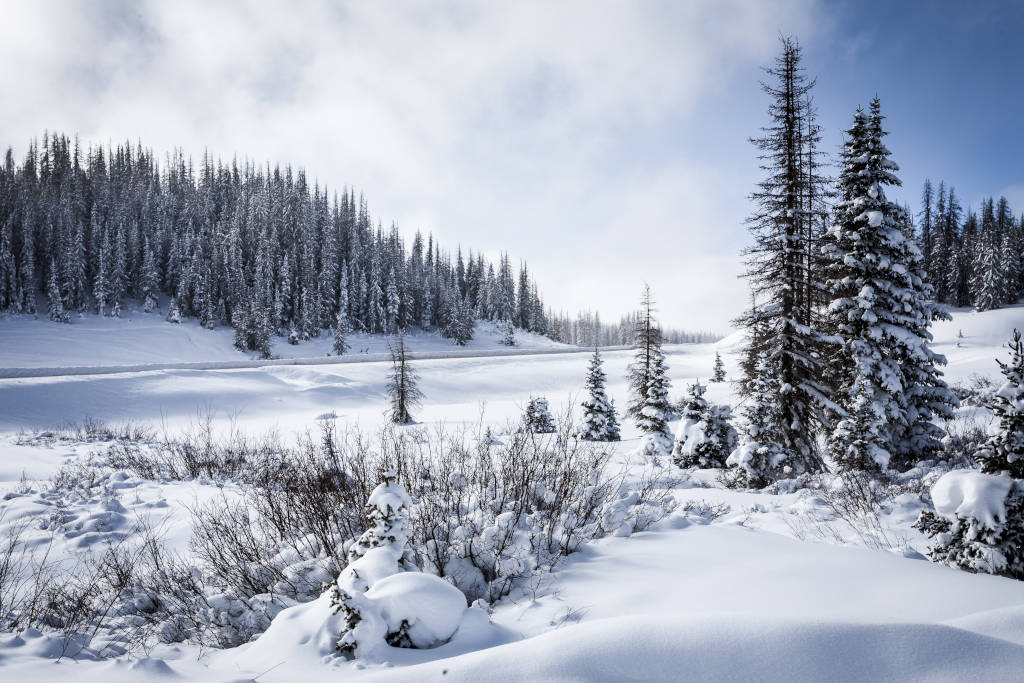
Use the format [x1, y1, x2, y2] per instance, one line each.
[0, 0, 1020, 331]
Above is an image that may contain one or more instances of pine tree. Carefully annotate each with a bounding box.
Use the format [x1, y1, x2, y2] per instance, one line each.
[675, 403, 737, 469]
[579, 348, 620, 442]
[736, 36, 829, 474]
[823, 98, 956, 471]
[523, 396, 556, 434]
[976, 330, 1024, 478]
[386, 332, 423, 424]
[334, 275, 351, 356]
[711, 352, 726, 382]
[626, 284, 673, 449]
[828, 375, 889, 472]
[727, 352, 795, 487]
[140, 237, 160, 312]
[46, 259, 68, 323]
[501, 318, 515, 347]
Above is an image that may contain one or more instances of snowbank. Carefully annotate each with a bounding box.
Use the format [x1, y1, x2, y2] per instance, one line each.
[365, 572, 467, 649]
[931, 470, 1012, 529]
[358, 615, 1024, 682]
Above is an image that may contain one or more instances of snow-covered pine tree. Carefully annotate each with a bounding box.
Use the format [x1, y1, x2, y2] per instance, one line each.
[627, 284, 672, 449]
[386, 332, 423, 424]
[334, 468, 419, 658]
[671, 380, 708, 464]
[711, 352, 726, 382]
[523, 396, 557, 434]
[140, 237, 160, 312]
[579, 348, 620, 442]
[828, 375, 889, 472]
[334, 275, 351, 356]
[736, 36, 829, 476]
[46, 259, 68, 323]
[501, 318, 515, 347]
[976, 330, 1024, 478]
[822, 98, 956, 472]
[727, 352, 795, 487]
[345, 469, 417, 569]
[675, 403, 737, 470]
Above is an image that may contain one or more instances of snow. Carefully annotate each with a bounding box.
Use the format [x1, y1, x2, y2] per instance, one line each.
[365, 572, 467, 649]
[0, 305, 570, 370]
[3, 304, 1024, 679]
[931, 470, 1012, 529]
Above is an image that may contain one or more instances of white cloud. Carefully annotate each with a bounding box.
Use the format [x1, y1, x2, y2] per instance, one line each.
[0, 0, 824, 330]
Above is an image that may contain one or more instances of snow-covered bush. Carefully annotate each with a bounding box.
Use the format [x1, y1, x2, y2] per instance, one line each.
[522, 396, 556, 434]
[914, 470, 1024, 579]
[674, 403, 737, 470]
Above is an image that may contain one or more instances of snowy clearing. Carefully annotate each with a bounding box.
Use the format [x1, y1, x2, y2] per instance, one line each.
[0, 305, 1023, 681]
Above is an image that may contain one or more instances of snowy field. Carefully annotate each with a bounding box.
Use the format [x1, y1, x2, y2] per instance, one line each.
[1, 306, 1024, 681]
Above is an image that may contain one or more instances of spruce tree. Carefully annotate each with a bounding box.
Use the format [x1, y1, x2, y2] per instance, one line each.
[711, 352, 726, 382]
[386, 332, 423, 424]
[736, 36, 829, 475]
[627, 284, 673, 449]
[334, 276, 351, 356]
[727, 353, 794, 487]
[976, 330, 1024, 478]
[579, 348, 620, 442]
[823, 98, 956, 471]
[46, 259, 68, 323]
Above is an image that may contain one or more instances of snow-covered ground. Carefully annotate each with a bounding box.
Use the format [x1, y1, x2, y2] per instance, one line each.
[1, 305, 1024, 681]
[0, 303, 569, 370]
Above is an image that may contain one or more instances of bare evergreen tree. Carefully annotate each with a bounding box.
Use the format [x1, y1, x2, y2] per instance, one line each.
[387, 332, 423, 424]
[736, 35, 829, 477]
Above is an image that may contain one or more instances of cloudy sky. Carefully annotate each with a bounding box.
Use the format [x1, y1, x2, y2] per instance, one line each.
[2, 0, 1022, 330]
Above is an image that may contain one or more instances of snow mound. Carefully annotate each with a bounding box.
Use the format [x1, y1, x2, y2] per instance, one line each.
[365, 572, 467, 649]
[931, 470, 1012, 529]
[359, 615, 1024, 682]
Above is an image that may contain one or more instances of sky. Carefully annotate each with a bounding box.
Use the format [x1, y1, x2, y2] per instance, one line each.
[1, 0, 1022, 332]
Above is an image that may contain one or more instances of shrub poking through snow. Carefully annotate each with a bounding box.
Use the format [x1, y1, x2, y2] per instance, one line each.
[975, 329, 1024, 478]
[915, 470, 1024, 580]
[674, 403, 738, 470]
[523, 396, 556, 434]
[579, 348, 620, 442]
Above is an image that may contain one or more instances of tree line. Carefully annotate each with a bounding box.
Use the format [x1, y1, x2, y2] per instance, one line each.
[918, 181, 1023, 312]
[0, 134, 550, 355]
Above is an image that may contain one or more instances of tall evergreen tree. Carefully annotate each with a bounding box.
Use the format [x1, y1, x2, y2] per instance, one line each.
[627, 284, 672, 448]
[823, 98, 956, 471]
[736, 36, 829, 475]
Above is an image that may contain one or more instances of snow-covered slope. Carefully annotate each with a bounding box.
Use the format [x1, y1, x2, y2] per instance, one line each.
[0, 304, 569, 370]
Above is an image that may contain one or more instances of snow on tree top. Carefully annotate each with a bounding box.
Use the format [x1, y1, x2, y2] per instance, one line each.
[367, 473, 412, 513]
[931, 470, 1012, 530]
